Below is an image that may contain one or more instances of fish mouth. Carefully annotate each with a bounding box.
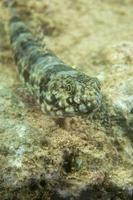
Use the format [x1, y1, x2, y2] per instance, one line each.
[42, 99, 101, 118]
[41, 90, 102, 118]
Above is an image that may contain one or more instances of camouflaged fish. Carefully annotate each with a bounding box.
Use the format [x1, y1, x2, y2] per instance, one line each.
[9, 11, 102, 117]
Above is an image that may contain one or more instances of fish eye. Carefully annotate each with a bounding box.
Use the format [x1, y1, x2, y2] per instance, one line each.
[65, 82, 76, 94]
[62, 78, 75, 93]
[66, 84, 72, 92]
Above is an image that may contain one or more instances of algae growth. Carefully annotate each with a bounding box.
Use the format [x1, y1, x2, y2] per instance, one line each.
[0, 0, 133, 199]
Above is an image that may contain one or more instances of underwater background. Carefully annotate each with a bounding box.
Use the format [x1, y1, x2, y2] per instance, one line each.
[0, 0, 133, 199]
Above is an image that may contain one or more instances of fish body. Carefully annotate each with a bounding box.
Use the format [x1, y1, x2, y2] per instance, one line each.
[9, 13, 102, 117]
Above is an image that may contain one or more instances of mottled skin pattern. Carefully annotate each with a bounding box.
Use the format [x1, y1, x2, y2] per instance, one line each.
[9, 14, 102, 117]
